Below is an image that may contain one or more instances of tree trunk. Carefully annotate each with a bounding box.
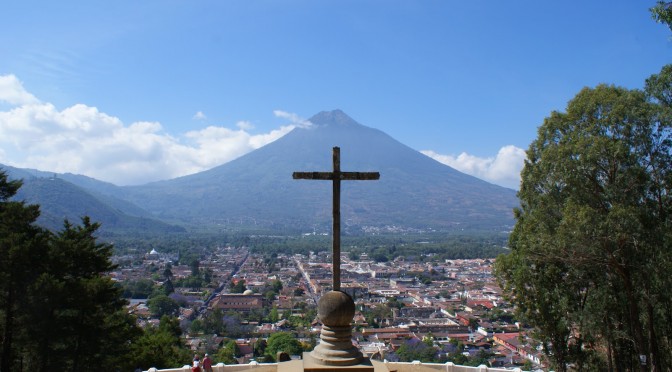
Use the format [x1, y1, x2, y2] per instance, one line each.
[647, 301, 662, 372]
[607, 338, 613, 372]
[1, 287, 15, 372]
[622, 277, 648, 372]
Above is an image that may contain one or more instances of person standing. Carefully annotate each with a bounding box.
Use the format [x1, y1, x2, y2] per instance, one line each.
[202, 353, 213, 372]
[192, 354, 201, 372]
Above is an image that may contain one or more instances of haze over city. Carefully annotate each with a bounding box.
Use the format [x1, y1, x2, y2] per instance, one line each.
[0, 1, 669, 189]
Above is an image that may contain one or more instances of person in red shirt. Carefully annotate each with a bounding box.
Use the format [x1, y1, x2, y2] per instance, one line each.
[202, 353, 213, 372]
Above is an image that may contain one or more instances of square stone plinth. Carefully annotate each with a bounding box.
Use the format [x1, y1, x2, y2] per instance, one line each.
[276, 353, 375, 372]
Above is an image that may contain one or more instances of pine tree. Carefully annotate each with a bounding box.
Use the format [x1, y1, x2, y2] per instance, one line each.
[0, 170, 49, 371]
[0, 170, 142, 371]
[19, 218, 141, 372]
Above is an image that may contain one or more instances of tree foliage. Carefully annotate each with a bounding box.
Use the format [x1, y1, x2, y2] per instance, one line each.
[495, 66, 672, 371]
[215, 346, 237, 365]
[225, 339, 241, 357]
[122, 278, 156, 298]
[265, 332, 303, 361]
[651, 1, 672, 32]
[148, 294, 180, 318]
[0, 171, 48, 371]
[230, 279, 247, 294]
[30, 218, 140, 372]
[395, 338, 436, 362]
[129, 317, 191, 370]
[0, 170, 143, 371]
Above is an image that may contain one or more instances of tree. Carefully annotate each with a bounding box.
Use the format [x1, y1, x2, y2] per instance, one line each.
[190, 258, 200, 277]
[466, 349, 493, 367]
[190, 319, 204, 335]
[446, 339, 466, 365]
[215, 346, 237, 365]
[97, 310, 144, 371]
[202, 268, 213, 285]
[645, 64, 672, 107]
[123, 278, 156, 298]
[225, 339, 241, 357]
[270, 306, 280, 322]
[302, 335, 316, 352]
[265, 332, 303, 361]
[651, 1, 672, 32]
[253, 338, 267, 357]
[422, 332, 435, 347]
[0, 171, 49, 371]
[163, 264, 174, 280]
[202, 308, 225, 335]
[148, 294, 180, 318]
[495, 73, 672, 371]
[467, 318, 479, 332]
[158, 315, 183, 338]
[163, 278, 175, 295]
[230, 279, 247, 293]
[395, 338, 436, 362]
[271, 279, 283, 293]
[263, 290, 276, 303]
[28, 218, 140, 372]
[130, 324, 191, 370]
[218, 311, 251, 337]
[0, 169, 142, 372]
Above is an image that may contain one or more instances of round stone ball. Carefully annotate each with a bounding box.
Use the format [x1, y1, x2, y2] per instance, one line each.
[318, 290, 356, 327]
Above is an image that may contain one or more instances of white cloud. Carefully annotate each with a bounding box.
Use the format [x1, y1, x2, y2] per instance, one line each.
[273, 110, 313, 128]
[421, 145, 526, 189]
[192, 111, 207, 120]
[0, 75, 40, 105]
[0, 75, 525, 189]
[0, 74, 304, 185]
[236, 120, 254, 131]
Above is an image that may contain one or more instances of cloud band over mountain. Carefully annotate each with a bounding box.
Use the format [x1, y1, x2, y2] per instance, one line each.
[421, 147, 525, 190]
[0, 74, 524, 188]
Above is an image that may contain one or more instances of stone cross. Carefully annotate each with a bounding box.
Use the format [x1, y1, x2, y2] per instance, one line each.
[293, 147, 379, 292]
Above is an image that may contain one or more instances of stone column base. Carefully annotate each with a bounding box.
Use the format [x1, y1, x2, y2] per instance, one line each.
[302, 352, 373, 372]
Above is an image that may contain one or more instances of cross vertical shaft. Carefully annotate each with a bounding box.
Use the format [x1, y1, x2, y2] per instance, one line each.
[332, 148, 341, 291]
[293, 147, 379, 293]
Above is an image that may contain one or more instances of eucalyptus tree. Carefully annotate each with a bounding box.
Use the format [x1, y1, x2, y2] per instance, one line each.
[496, 66, 672, 371]
[651, 1, 672, 32]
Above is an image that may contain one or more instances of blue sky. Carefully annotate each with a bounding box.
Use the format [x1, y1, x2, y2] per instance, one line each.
[0, 1, 670, 188]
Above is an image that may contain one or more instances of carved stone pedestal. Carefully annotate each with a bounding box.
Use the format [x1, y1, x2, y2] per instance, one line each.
[311, 324, 363, 365]
[296, 291, 373, 372]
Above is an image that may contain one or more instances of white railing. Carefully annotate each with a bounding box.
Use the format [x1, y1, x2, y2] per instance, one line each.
[145, 361, 523, 372]
[383, 361, 522, 372]
[147, 362, 277, 372]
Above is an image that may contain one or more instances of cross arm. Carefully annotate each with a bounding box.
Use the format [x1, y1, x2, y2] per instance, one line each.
[293, 172, 335, 180]
[292, 172, 380, 180]
[341, 172, 380, 180]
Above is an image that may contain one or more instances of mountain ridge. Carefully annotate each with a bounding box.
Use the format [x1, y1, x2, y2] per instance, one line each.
[2, 110, 518, 234]
[120, 110, 517, 232]
[10, 176, 185, 234]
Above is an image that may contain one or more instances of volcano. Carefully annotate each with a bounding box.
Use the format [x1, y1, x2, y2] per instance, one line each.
[119, 110, 518, 232]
